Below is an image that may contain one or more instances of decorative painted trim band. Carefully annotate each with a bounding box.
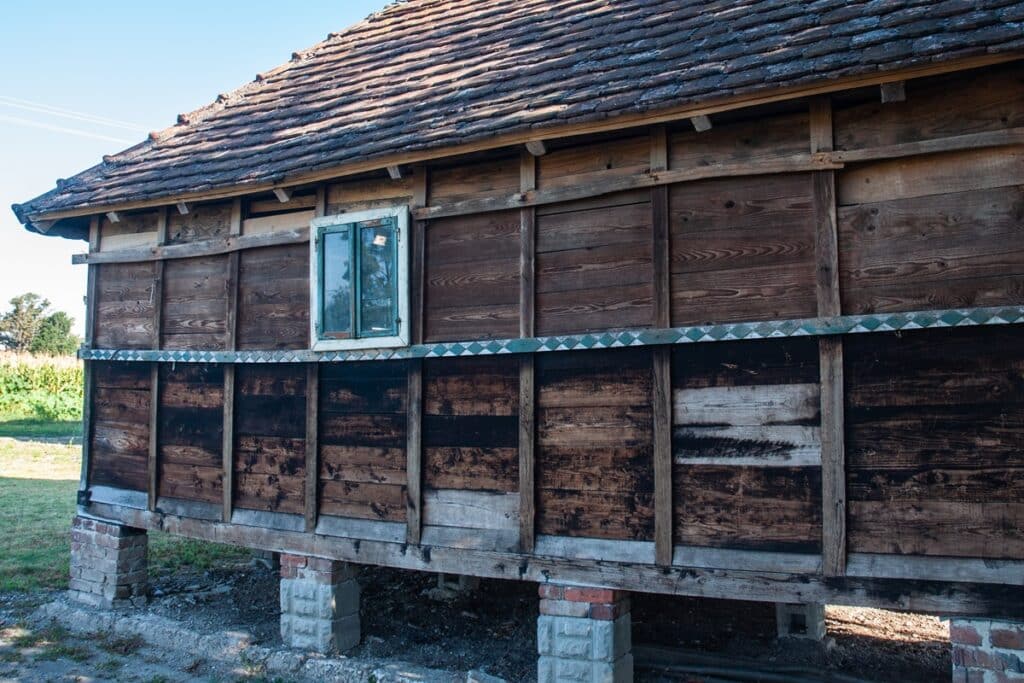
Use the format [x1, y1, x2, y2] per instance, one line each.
[79, 305, 1024, 364]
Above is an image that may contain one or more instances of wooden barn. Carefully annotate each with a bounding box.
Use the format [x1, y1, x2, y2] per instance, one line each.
[12, 1, 1024, 680]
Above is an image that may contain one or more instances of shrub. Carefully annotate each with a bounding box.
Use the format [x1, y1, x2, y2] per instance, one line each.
[0, 352, 83, 421]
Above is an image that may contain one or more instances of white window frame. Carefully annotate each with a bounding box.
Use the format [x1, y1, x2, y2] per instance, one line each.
[309, 206, 410, 351]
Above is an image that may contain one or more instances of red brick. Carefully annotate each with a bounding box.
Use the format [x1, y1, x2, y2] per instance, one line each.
[563, 587, 624, 604]
[952, 624, 984, 646]
[993, 628, 1024, 651]
[306, 557, 338, 572]
[954, 645, 1013, 671]
[538, 585, 564, 600]
[280, 554, 308, 568]
[590, 600, 630, 621]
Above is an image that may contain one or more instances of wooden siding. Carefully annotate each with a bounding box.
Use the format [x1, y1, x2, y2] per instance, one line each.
[161, 256, 229, 350]
[233, 365, 307, 514]
[237, 244, 309, 349]
[845, 327, 1024, 559]
[536, 191, 653, 334]
[94, 263, 157, 349]
[424, 210, 520, 341]
[672, 339, 822, 552]
[537, 349, 655, 540]
[89, 363, 151, 491]
[669, 174, 817, 325]
[157, 364, 224, 504]
[166, 201, 232, 244]
[318, 362, 407, 522]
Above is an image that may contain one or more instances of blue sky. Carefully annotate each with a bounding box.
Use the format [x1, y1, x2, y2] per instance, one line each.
[0, 1, 387, 335]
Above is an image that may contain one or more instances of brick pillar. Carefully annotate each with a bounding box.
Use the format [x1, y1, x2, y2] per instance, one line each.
[537, 585, 633, 683]
[775, 603, 827, 640]
[951, 618, 1024, 681]
[68, 515, 147, 609]
[279, 554, 360, 653]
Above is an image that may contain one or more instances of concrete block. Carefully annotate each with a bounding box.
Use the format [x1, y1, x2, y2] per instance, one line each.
[280, 557, 361, 653]
[538, 615, 630, 662]
[538, 654, 633, 683]
[776, 603, 826, 641]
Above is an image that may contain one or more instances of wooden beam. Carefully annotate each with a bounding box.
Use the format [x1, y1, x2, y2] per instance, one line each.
[880, 80, 906, 103]
[519, 355, 535, 553]
[272, 187, 292, 203]
[305, 364, 319, 533]
[830, 126, 1024, 163]
[105, 211, 120, 224]
[225, 199, 242, 350]
[31, 52, 1020, 225]
[221, 365, 234, 523]
[79, 216, 101, 501]
[175, 202, 190, 215]
[73, 227, 309, 265]
[810, 97, 846, 578]
[78, 361, 94, 505]
[410, 167, 427, 345]
[525, 140, 547, 157]
[690, 114, 712, 132]
[148, 364, 160, 513]
[406, 359, 423, 544]
[87, 501, 1024, 618]
[653, 347, 673, 566]
[314, 184, 327, 218]
[520, 151, 536, 338]
[386, 165, 402, 180]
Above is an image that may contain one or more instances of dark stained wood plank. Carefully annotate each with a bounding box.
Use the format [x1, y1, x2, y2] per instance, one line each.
[670, 111, 810, 171]
[672, 338, 820, 389]
[147, 365, 159, 512]
[653, 347, 672, 566]
[319, 480, 406, 522]
[234, 472, 305, 515]
[305, 364, 318, 532]
[673, 465, 822, 553]
[166, 201, 232, 244]
[538, 135, 650, 191]
[519, 355, 535, 552]
[537, 489, 654, 540]
[428, 156, 519, 206]
[222, 365, 235, 522]
[521, 150, 536, 339]
[158, 462, 222, 504]
[425, 446, 518, 492]
[424, 303, 520, 342]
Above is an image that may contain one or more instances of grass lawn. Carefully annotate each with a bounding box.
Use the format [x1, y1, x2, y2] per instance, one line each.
[0, 419, 248, 594]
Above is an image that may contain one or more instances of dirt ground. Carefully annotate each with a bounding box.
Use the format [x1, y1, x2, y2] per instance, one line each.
[0, 556, 950, 682]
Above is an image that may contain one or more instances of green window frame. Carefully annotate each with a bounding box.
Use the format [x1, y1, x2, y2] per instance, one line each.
[310, 206, 409, 351]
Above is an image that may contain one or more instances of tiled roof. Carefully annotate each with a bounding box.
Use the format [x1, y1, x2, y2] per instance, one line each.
[14, 0, 1024, 230]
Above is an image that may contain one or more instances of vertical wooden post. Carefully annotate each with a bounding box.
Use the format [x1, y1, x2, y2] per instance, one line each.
[406, 171, 427, 545]
[519, 151, 537, 552]
[79, 216, 101, 501]
[651, 126, 674, 566]
[305, 186, 326, 533]
[305, 363, 319, 532]
[219, 199, 242, 523]
[810, 97, 847, 577]
[147, 208, 168, 513]
[406, 359, 423, 544]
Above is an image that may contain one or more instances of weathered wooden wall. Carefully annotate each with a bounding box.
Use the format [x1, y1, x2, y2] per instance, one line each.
[78, 62, 1024, 613]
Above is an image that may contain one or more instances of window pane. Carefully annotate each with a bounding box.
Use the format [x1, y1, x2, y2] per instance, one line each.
[322, 229, 352, 338]
[358, 220, 397, 337]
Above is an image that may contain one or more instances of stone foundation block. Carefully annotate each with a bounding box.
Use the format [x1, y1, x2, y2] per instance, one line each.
[68, 515, 147, 609]
[280, 554, 360, 653]
[537, 585, 632, 682]
[776, 602, 826, 641]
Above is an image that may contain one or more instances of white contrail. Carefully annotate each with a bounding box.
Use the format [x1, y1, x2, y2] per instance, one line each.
[0, 114, 134, 144]
[0, 95, 148, 133]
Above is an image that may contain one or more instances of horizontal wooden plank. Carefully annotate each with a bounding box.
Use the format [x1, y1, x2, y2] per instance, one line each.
[74, 227, 311, 265]
[538, 136, 650, 190]
[672, 338, 819, 388]
[673, 383, 820, 426]
[425, 211, 520, 265]
[158, 462, 222, 504]
[849, 501, 1024, 559]
[424, 446, 518, 492]
[422, 489, 519, 531]
[234, 436, 306, 476]
[671, 262, 817, 325]
[537, 241, 653, 294]
[673, 425, 821, 466]
[422, 414, 518, 449]
[241, 210, 314, 236]
[536, 282, 654, 335]
[670, 111, 809, 170]
[318, 480, 406, 521]
[93, 387, 150, 425]
[424, 303, 519, 342]
[538, 489, 654, 540]
[536, 198, 651, 253]
[538, 447, 654, 493]
[539, 405, 653, 448]
[319, 413, 406, 448]
[234, 472, 305, 514]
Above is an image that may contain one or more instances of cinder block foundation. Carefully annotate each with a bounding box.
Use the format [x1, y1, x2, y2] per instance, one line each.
[537, 585, 633, 683]
[951, 618, 1024, 682]
[279, 554, 360, 653]
[775, 602, 826, 641]
[69, 515, 148, 609]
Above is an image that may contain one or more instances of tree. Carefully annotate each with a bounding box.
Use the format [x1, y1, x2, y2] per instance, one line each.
[0, 293, 50, 351]
[29, 311, 80, 356]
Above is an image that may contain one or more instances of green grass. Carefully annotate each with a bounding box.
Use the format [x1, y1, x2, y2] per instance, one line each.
[0, 416, 81, 440]
[0, 432, 248, 594]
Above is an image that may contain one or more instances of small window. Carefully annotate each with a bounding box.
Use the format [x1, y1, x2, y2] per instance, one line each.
[310, 207, 409, 350]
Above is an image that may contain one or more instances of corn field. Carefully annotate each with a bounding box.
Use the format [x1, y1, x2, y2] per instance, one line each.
[0, 352, 83, 421]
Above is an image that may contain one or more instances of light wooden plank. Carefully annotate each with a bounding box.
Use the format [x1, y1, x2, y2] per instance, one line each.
[316, 515, 406, 543]
[221, 365, 235, 523]
[653, 347, 672, 566]
[422, 490, 520, 531]
[406, 359, 423, 544]
[673, 383, 820, 425]
[832, 127, 1024, 163]
[536, 535, 656, 564]
[673, 425, 821, 467]
[100, 231, 158, 251]
[88, 485, 148, 510]
[421, 525, 519, 552]
[673, 545, 821, 574]
[147, 364, 159, 513]
[305, 364, 319, 533]
[519, 354, 535, 553]
[241, 209, 315, 236]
